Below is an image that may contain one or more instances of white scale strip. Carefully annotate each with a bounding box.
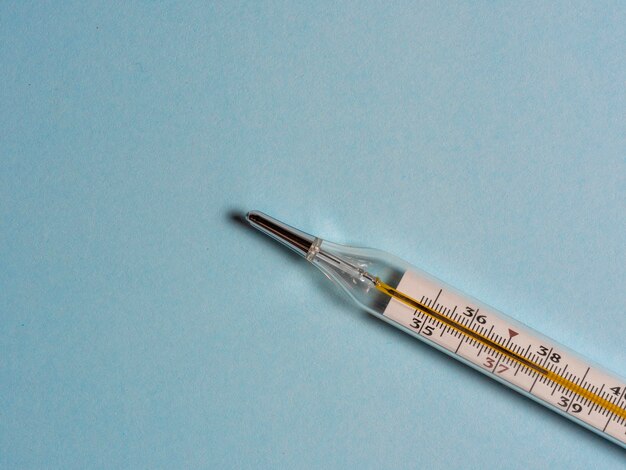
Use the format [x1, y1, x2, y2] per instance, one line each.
[383, 270, 626, 446]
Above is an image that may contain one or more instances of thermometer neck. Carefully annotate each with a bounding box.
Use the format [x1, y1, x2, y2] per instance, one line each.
[246, 210, 377, 286]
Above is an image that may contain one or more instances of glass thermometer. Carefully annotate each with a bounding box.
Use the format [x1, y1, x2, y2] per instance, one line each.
[246, 210, 626, 449]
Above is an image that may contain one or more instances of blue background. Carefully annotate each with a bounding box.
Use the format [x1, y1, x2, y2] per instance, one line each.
[1, 2, 625, 468]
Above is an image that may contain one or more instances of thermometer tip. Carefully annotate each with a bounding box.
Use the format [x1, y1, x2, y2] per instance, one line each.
[245, 210, 316, 258]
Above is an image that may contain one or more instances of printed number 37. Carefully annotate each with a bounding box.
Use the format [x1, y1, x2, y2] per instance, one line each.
[484, 357, 509, 374]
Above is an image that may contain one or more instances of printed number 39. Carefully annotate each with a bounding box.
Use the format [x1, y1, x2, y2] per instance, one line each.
[558, 396, 582, 413]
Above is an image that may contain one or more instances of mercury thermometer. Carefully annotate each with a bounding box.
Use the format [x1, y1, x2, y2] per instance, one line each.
[246, 210, 626, 449]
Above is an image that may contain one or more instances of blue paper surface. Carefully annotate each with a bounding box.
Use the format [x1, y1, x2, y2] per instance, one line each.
[1, 2, 625, 468]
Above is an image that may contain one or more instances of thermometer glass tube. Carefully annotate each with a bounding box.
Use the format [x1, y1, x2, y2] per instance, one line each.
[246, 211, 626, 449]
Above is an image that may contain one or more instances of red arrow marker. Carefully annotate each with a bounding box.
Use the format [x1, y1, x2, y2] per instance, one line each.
[508, 329, 519, 339]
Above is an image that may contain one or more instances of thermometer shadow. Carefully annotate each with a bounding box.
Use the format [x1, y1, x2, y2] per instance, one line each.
[305, 263, 625, 454]
[228, 208, 367, 310]
[229, 209, 623, 454]
[357, 306, 625, 455]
